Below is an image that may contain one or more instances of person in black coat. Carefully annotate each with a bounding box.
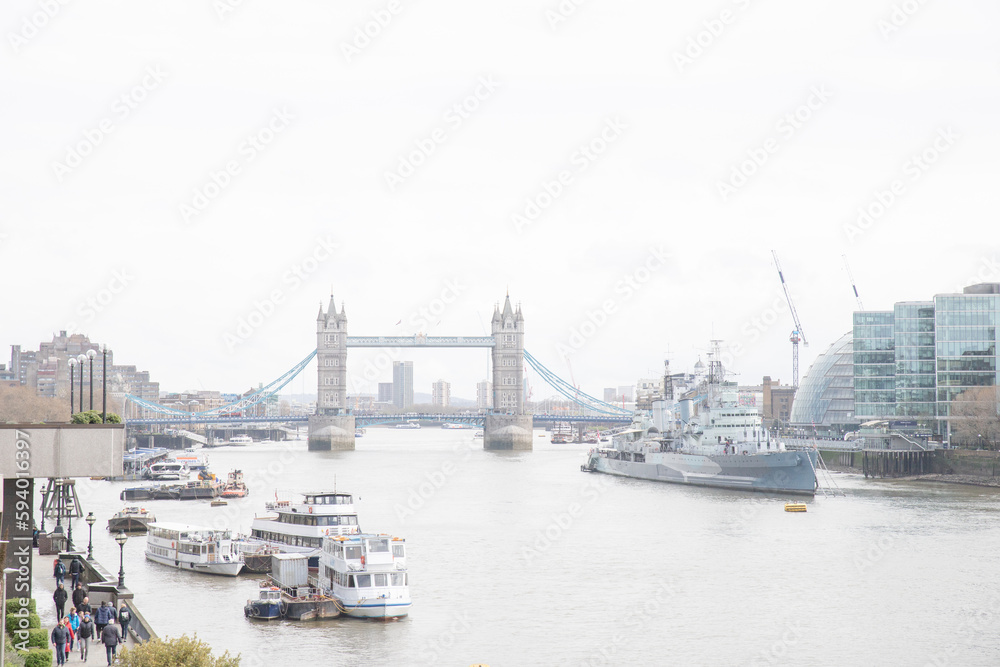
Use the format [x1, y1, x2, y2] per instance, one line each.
[100, 622, 122, 666]
[77, 612, 96, 662]
[51, 623, 70, 666]
[72, 582, 87, 610]
[69, 558, 84, 588]
[53, 583, 68, 620]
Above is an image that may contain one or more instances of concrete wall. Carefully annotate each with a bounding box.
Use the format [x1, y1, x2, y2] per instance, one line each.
[931, 449, 1000, 477]
[0, 424, 125, 478]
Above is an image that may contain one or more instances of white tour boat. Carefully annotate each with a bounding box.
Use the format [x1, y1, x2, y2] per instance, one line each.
[394, 420, 420, 429]
[145, 522, 244, 576]
[241, 492, 361, 568]
[319, 533, 410, 619]
[148, 461, 188, 480]
[229, 435, 253, 444]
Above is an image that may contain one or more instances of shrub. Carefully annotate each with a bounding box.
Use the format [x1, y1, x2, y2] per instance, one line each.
[24, 628, 47, 649]
[20, 648, 51, 667]
[5, 598, 36, 616]
[71, 411, 121, 424]
[117, 634, 240, 667]
[5, 613, 39, 635]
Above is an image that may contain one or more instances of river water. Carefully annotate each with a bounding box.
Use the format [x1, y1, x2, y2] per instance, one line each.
[31, 428, 1000, 666]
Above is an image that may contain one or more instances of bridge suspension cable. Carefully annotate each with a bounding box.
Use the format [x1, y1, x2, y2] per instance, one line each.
[125, 349, 317, 417]
[522, 350, 631, 416]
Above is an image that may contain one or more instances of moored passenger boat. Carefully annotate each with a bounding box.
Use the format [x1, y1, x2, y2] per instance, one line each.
[145, 522, 244, 576]
[238, 491, 361, 569]
[319, 533, 410, 619]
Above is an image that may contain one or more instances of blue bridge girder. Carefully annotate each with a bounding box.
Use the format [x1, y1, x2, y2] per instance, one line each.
[346, 335, 495, 347]
[127, 413, 632, 427]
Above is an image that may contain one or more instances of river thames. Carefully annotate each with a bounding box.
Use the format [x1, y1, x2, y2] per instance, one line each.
[32, 428, 1000, 666]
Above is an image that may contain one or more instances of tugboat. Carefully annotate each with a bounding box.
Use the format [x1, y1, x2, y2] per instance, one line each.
[107, 507, 156, 533]
[244, 586, 285, 621]
[220, 470, 249, 499]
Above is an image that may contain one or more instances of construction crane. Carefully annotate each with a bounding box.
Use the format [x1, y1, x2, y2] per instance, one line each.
[842, 254, 864, 311]
[771, 250, 808, 387]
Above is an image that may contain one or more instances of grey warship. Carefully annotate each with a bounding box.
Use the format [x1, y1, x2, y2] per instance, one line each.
[582, 349, 818, 496]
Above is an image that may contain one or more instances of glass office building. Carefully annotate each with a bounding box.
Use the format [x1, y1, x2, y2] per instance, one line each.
[789, 332, 858, 434]
[850, 283, 1000, 438]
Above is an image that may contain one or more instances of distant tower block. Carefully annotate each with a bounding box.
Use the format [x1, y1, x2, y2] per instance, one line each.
[308, 295, 355, 451]
[485, 294, 532, 450]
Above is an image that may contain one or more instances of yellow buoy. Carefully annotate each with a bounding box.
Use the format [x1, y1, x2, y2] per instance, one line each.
[784, 502, 808, 512]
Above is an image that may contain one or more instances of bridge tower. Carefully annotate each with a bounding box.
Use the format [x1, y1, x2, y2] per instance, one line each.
[308, 295, 356, 451]
[485, 294, 532, 450]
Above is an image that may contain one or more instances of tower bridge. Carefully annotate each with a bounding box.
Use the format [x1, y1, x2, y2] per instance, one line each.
[309, 293, 533, 451]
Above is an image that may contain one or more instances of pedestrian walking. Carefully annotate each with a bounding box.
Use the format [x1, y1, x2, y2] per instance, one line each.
[78, 611, 95, 662]
[117, 604, 131, 641]
[72, 582, 88, 609]
[51, 622, 69, 666]
[53, 583, 68, 619]
[68, 609, 80, 651]
[61, 617, 74, 661]
[100, 622, 122, 666]
[69, 557, 84, 588]
[53, 558, 66, 585]
[78, 596, 92, 616]
[94, 601, 112, 638]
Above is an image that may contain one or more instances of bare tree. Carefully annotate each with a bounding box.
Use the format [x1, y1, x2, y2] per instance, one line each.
[0, 384, 70, 422]
[949, 386, 1000, 449]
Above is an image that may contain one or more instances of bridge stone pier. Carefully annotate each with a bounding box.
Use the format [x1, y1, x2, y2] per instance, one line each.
[307, 292, 532, 451]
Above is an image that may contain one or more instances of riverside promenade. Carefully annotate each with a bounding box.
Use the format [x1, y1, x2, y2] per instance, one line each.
[32, 550, 156, 665]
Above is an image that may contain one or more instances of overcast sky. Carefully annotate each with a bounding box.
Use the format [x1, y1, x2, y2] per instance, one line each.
[2, 0, 998, 402]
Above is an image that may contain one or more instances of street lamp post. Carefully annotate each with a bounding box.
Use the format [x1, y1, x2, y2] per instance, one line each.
[77, 354, 86, 414]
[115, 532, 127, 588]
[101, 345, 109, 423]
[86, 512, 96, 560]
[87, 349, 97, 411]
[68, 358, 77, 417]
[1, 564, 21, 667]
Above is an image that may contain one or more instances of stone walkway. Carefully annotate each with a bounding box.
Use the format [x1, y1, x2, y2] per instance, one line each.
[30, 550, 137, 665]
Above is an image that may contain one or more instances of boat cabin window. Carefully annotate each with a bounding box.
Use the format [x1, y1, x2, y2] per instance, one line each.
[391, 573, 406, 587]
[373, 573, 387, 587]
[348, 575, 355, 588]
[345, 546, 362, 560]
[392, 544, 404, 558]
[356, 574, 371, 588]
[367, 538, 389, 553]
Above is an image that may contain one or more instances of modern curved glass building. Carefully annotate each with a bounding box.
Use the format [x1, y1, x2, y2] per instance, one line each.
[789, 332, 858, 435]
